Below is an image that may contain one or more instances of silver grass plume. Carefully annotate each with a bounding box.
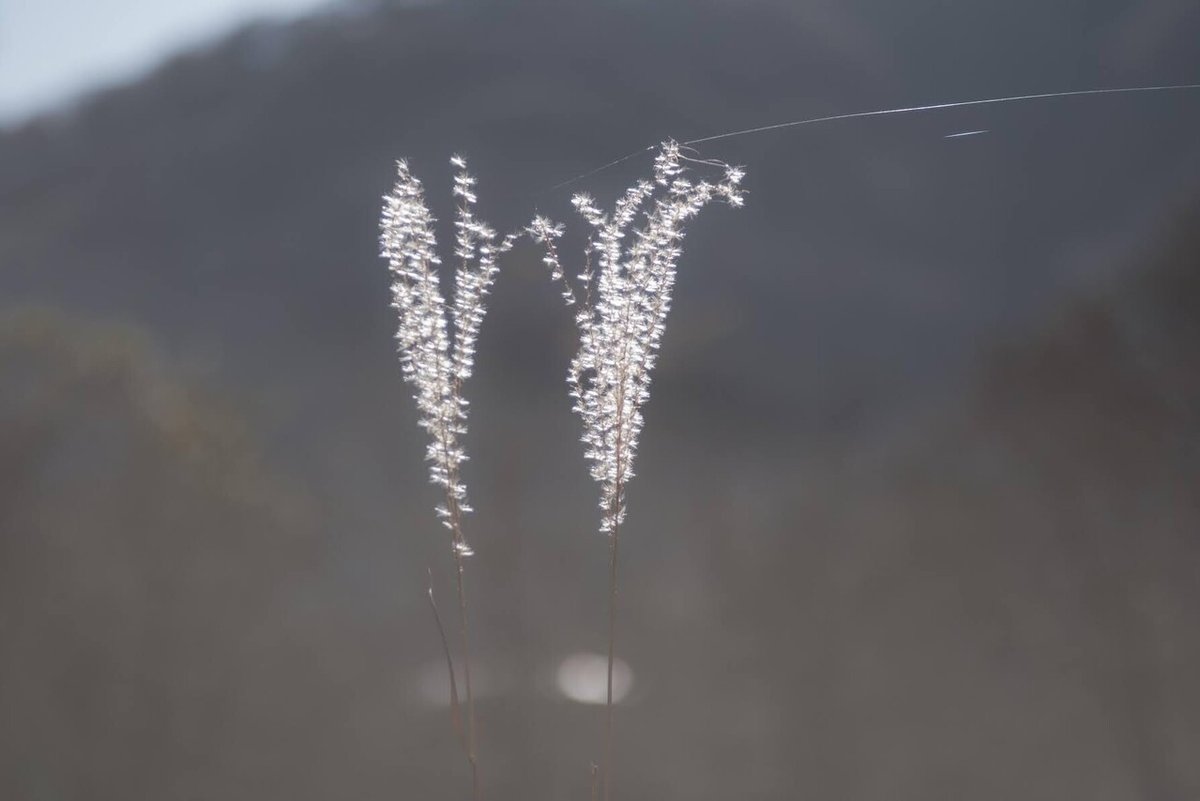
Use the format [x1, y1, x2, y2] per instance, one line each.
[380, 154, 515, 554]
[529, 140, 744, 801]
[528, 141, 745, 535]
[380, 155, 513, 800]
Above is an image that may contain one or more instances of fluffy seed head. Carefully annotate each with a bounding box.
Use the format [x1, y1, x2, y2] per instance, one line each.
[527, 141, 745, 533]
[380, 155, 515, 551]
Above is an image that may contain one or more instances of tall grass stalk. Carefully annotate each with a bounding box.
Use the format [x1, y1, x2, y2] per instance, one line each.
[379, 155, 515, 801]
[528, 142, 744, 799]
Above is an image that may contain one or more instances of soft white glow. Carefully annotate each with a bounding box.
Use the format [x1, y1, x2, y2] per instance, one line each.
[554, 652, 634, 705]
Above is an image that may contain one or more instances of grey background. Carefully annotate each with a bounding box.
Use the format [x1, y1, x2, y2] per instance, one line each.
[1, 1, 1199, 799]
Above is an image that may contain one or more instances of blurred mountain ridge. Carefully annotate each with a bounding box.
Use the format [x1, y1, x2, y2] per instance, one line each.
[2, 0, 1199, 444]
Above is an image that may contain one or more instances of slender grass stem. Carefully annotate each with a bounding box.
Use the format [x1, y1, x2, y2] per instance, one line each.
[603, 512, 620, 801]
[425, 569, 466, 751]
[448, 500, 479, 801]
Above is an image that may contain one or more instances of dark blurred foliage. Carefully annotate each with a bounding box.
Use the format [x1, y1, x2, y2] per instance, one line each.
[0, 308, 319, 798]
[0, 1, 1198, 799]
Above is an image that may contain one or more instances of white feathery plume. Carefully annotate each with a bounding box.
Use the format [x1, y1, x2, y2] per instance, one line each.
[528, 140, 745, 534]
[529, 140, 744, 801]
[380, 155, 516, 555]
[380, 154, 514, 800]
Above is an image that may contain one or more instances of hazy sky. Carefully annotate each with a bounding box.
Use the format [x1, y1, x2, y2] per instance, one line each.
[0, 0, 333, 125]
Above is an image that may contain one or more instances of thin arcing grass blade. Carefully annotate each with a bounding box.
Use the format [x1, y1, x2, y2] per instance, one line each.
[426, 568, 467, 752]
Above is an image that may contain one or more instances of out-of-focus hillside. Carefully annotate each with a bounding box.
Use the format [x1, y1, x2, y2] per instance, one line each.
[2, 0, 1199, 442]
[757, 201, 1200, 800]
[0, 308, 322, 799]
[1, 1, 1198, 799]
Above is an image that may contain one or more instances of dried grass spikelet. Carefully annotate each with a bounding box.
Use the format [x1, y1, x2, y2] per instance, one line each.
[529, 139, 744, 801]
[528, 140, 745, 535]
[380, 154, 515, 800]
[380, 155, 516, 554]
